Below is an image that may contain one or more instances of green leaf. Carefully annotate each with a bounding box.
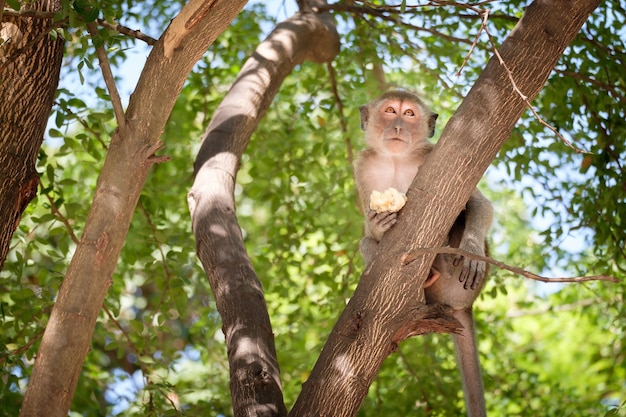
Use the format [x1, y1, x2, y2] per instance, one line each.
[5, 0, 20, 11]
[48, 128, 64, 138]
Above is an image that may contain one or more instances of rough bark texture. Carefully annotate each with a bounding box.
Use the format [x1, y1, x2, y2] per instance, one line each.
[289, 1, 601, 416]
[0, 0, 64, 269]
[188, 8, 339, 417]
[19, 1, 247, 416]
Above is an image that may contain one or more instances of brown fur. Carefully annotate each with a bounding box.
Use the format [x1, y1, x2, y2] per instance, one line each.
[354, 90, 493, 417]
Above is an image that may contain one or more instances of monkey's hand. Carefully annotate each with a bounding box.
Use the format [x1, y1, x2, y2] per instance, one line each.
[367, 209, 398, 242]
[455, 236, 487, 290]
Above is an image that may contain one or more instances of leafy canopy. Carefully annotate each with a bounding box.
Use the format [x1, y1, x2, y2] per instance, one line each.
[1, 1, 625, 416]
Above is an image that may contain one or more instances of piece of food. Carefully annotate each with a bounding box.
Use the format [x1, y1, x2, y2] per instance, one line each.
[369, 187, 407, 213]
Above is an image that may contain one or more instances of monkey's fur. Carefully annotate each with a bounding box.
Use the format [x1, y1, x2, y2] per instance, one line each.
[354, 90, 493, 417]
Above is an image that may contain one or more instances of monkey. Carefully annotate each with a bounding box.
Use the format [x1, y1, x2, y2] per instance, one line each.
[354, 90, 493, 417]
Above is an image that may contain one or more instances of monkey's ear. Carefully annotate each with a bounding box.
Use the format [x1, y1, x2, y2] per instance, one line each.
[428, 113, 439, 138]
[359, 105, 369, 130]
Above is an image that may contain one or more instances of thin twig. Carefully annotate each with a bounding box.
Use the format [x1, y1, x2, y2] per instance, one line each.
[402, 246, 620, 284]
[506, 298, 596, 318]
[2, 9, 157, 45]
[41, 180, 80, 244]
[326, 61, 354, 165]
[0, 329, 45, 365]
[97, 18, 156, 45]
[556, 69, 626, 104]
[137, 200, 172, 313]
[479, 15, 590, 153]
[102, 306, 143, 360]
[439, 2, 591, 154]
[428, 0, 498, 9]
[104, 297, 181, 414]
[55, 103, 109, 149]
[316, 3, 473, 45]
[456, 8, 488, 76]
[86, 21, 126, 130]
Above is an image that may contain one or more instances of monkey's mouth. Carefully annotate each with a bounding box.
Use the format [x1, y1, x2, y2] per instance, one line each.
[385, 137, 407, 143]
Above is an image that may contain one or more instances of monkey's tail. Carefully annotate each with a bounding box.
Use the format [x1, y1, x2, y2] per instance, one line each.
[451, 308, 486, 417]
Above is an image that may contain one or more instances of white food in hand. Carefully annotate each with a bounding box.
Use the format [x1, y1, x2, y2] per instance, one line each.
[369, 188, 407, 213]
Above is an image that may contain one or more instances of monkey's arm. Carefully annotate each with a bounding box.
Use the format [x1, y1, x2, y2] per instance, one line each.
[354, 154, 401, 265]
[457, 189, 493, 290]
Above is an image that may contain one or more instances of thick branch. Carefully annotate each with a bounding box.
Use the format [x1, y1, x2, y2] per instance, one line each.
[188, 8, 339, 417]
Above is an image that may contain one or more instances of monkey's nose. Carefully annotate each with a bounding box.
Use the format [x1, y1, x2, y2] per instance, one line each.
[395, 126, 402, 134]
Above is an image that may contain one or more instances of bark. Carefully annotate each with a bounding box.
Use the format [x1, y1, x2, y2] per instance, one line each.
[0, 0, 64, 270]
[289, 0, 601, 416]
[187, 6, 339, 416]
[19, 1, 247, 416]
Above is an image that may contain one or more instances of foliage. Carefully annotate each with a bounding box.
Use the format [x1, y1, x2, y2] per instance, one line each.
[1, 0, 625, 416]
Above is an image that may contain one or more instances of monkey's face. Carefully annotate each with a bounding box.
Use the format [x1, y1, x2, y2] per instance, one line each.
[371, 98, 428, 155]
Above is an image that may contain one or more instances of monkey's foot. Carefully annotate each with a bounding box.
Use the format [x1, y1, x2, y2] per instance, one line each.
[424, 268, 441, 288]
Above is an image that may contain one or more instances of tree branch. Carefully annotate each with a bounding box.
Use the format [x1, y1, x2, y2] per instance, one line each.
[456, 6, 489, 76]
[401, 246, 620, 284]
[86, 22, 126, 130]
[1, 7, 56, 19]
[42, 183, 80, 244]
[326, 61, 354, 165]
[317, 4, 473, 45]
[137, 200, 173, 313]
[97, 18, 157, 45]
[506, 298, 596, 318]
[450, 3, 592, 154]
[0, 329, 44, 366]
[189, 6, 339, 416]
[2, 9, 158, 44]
[481, 21, 591, 154]
[556, 68, 626, 105]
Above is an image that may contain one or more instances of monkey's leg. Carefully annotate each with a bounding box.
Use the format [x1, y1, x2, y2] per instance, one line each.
[451, 308, 486, 417]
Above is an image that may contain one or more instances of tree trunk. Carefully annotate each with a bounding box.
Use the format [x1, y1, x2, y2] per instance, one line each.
[289, 0, 600, 415]
[19, 1, 247, 416]
[187, 6, 339, 416]
[0, 0, 64, 270]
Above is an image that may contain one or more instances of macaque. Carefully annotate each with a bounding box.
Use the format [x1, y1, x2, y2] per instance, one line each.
[354, 90, 493, 417]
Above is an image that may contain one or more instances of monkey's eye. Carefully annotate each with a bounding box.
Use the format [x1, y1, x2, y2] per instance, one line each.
[404, 109, 415, 116]
[384, 106, 395, 113]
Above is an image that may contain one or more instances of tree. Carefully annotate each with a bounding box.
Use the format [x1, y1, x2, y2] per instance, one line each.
[12, 1, 248, 415]
[2, 0, 625, 416]
[0, 0, 64, 269]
